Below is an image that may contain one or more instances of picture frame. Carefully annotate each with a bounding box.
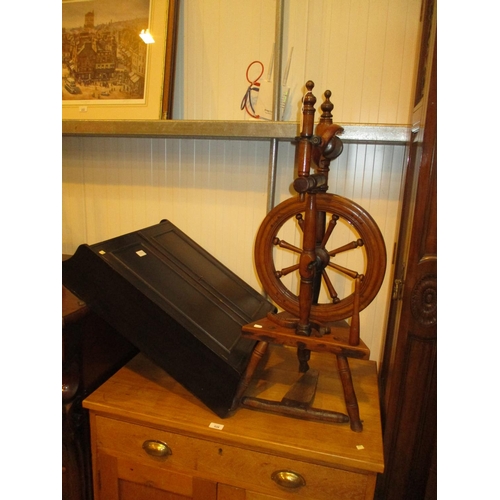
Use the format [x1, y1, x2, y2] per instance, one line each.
[62, 0, 178, 120]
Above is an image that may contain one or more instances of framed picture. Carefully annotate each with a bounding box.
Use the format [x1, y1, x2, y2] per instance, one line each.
[62, 0, 178, 119]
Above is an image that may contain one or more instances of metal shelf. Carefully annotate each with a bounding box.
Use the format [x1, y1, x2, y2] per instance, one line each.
[62, 119, 410, 144]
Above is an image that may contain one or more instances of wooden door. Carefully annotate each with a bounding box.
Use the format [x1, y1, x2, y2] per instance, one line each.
[93, 452, 290, 500]
[375, 1, 437, 499]
[94, 451, 217, 500]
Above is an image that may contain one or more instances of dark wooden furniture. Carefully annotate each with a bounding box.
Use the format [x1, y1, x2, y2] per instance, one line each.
[62, 222, 276, 420]
[375, 1, 437, 498]
[83, 346, 384, 500]
[63, 276, 138, 500]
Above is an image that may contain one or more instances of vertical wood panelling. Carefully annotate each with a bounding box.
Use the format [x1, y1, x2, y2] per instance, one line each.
[62, 137, 88, 247]
[330, 142, 406, 364]
[62, 136, 270, 290]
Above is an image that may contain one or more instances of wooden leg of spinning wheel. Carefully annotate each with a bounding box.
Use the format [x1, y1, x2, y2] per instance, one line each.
[336, 354, 363, 432]
[297, 343, 310, 373]
[349, 276, 361, 346]
[230, 341, 269, 413]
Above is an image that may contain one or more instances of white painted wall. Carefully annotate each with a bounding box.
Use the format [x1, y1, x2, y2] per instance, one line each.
[62, 0, 423, 364]
[173, 0, 421, 124]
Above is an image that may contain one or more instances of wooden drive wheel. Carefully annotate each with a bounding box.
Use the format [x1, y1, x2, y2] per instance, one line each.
[255, 193, 386, 322]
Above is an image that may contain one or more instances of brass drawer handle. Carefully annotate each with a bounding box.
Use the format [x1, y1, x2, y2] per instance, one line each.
[142, 440, 172, 458]
[271, 470, 306, 489]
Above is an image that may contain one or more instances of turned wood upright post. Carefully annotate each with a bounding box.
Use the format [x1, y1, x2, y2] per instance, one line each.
[295, 81, 317, 340]
[296, 80, 317, 179]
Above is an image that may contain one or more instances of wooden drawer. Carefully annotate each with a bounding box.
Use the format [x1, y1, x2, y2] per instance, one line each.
[95, 416, 373, 500]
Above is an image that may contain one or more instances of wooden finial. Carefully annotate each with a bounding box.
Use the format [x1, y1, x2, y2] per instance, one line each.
[320, 90, 334, 124]
[313, 89, 344, 170]
[303, 80, 317, 111]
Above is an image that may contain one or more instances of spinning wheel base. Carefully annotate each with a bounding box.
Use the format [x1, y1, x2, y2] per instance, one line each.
[242, 313, 370, 360]
[241, 366, 350, 425]
[240, 315, 368, 431]
[241, 394, 350, 425]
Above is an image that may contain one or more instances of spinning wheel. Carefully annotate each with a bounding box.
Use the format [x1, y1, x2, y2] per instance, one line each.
[238, 81, 386, 432]
[255, 192, 386, 323]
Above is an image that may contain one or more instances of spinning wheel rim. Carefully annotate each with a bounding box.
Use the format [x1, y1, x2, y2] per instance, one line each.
[255, 193, 386, 322]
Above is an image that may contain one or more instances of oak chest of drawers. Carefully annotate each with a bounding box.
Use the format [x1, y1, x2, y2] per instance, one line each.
[83, 346, 384, 500]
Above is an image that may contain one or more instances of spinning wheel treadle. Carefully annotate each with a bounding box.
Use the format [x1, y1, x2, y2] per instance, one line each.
[240, 81, 386, 432]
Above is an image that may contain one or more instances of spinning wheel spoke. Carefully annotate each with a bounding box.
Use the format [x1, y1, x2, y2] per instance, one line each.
[321, 269, 340, 304]
[321, 230, 366, 288]
[272, 237, 303, 278]
[296, 214, 304, 230]
[273, 237, 303, 254]
[326, 262, 362, 280]
[276, 263, 300, 278]
[328, 239, 364, 256]
[320, 214, 339, 248]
